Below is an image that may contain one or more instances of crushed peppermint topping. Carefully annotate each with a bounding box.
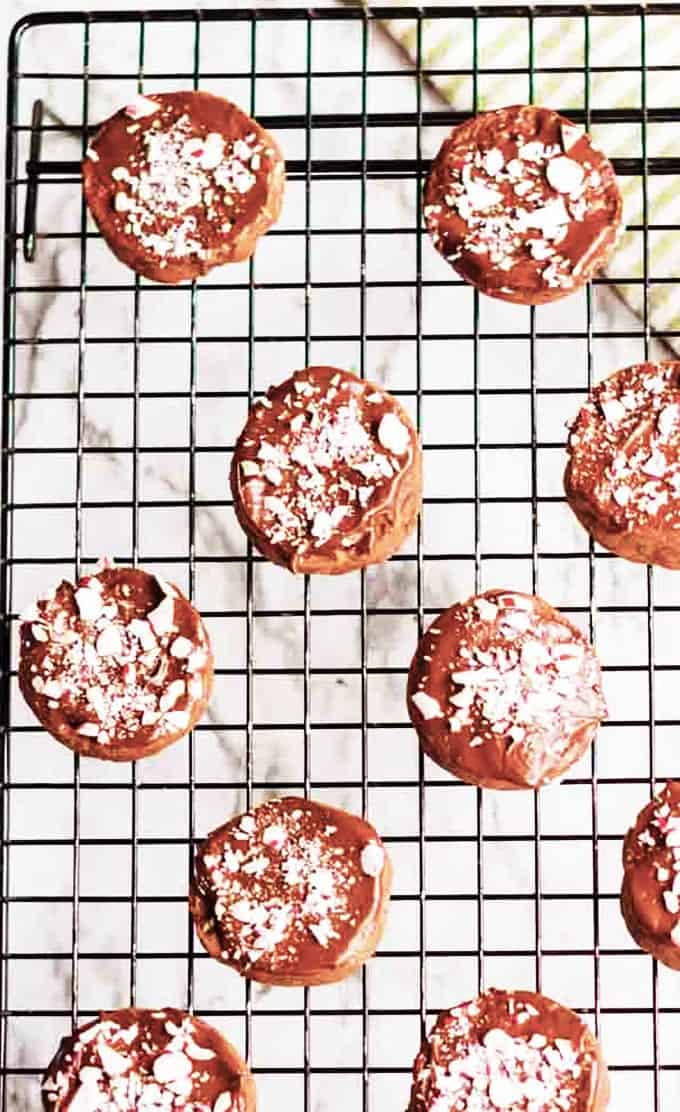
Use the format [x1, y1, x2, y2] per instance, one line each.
[194, 799, 385, 972]
[425, 105, 619, 294]
[567, 362, 680, 530]
[21, 568, 209, 746]
[95, 97, 269, 265]
[414, 592, 605, 786]
[236, 370, 413, 555]
[41, 1010, 235, 1112]
[412, 994, 592, 1112]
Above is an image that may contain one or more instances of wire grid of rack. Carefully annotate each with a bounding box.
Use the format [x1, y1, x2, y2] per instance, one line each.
[3, 4, 680, 1112]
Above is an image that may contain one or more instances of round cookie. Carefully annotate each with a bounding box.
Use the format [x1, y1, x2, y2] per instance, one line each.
[621, 781, 680, 971]
[19, 564, 213, 761]
[83, 90, 285, 283]
[230, 365, 422, 574]
[409, 989, 609, 1112]
[41, 1007, 254, 1112]
[190, 796, 392, 986]
[564, 361, 680, 568]
[407, 589, 606, 790]
[423, 104, 622, 304]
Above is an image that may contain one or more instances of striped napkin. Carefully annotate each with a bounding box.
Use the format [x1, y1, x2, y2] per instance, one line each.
[364, 6, 680, 342]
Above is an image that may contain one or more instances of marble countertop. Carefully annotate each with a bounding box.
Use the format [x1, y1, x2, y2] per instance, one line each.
[3, 3, 679, 1112]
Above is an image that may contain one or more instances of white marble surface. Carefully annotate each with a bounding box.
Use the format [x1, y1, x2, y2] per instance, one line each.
[3, 3, 680, 1112]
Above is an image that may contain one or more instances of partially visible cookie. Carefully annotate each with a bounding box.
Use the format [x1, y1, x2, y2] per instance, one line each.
[41, 1007, 254, 1112]
[407, 589, 606, 789]
[565, 361, 680, 568]
[424, 104, 622, 304]
[621, 781, 680, 971]
[83, 90, 284, 283]
[230, 365, 422, 574]
[409, 989, 609, 1112]
[19, 564, 213, 761]
[190, 796, 392, 986]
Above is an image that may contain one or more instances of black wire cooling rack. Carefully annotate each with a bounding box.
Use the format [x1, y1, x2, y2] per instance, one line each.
[3, 5, 680, 1112]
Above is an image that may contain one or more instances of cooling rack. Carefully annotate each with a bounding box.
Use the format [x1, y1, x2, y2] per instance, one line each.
[2, 5, 680, 1112]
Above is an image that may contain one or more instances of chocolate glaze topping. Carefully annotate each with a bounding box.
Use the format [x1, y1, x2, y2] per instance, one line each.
[424, 105, 622, 304]
[621, 782, 680, 969]
[41, 1007, 253, 1112]
[19, 563, 213, 761]
[230, 366, 422, 575]
[565, 362, 680, 567]
[83, 91, 284, 283]
[190, 796, 391, 985]
[409, 989, 608, 1112]
[408, 590, 606, 790]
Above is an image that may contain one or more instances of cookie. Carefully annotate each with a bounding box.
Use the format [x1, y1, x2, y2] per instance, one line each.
[424, 104, 622, 304]
[621, 781, 680, 971]
[409, 989, 609, 1112]
[565, 361, 680, 568]
[407, 589, 606, 790]
[19, 564, 213, 761]
[230, 365, 422, 574]
[189, 796, 392, 986]
[83, 90, 284, 283]
[41, 1007, 254, 1112]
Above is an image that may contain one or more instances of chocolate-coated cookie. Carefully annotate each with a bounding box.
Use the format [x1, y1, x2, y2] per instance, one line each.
[83, 90, 284, 282]
[19, 564, 213, 761]
[407, 589, 606, 789]
[230, 366, 422, 574]
[621, 781, 680, 970]
[565, 361, 680, 568]
[409, 989, 609, 1112]
[190, 796, 392, 986]
[424, 104, 622, 304]
[42, 1007, 254, 1112]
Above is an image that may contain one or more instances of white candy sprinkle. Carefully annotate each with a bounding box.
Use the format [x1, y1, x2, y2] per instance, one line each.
[74, 586, 104, 622]
[411, 690, 443, 720]
[111, 166, 129, 182]
[152, 1052, 192, 1084]
[170, 636, 193, 659]
[612, 485, 631, 507]
[308, 919, 333, 946]
[262, 823, 287, 847]
[95, 625, 123, 657]
[546, 155, 584, 195]
[85, 147, 99, 162]
[114, 191, 132, 213]
[159, 679, 185, 713]
[377, 412, 410, 456]
[31, 623, 49, 642]
[98, 1044, 129, 1077]
[483, 147, 504, 177]
[240, 460, 260, 477]
[600, 397, 627, 426]
[475, 597, 498, 623]
[77, 722, 100, 737]
[124, 94, 160, 119]
[658, 404, 679, 438]
[671, 921, 680, 947]
[128, 618, 156, 652]
[148, 595, 175, 636]
[360, 841, 385, 877]
[42, 679, 63, 700]
[213, 1093, 234, 1112]
[201, 132, 225, 171]
[163, 709, 191, 731]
